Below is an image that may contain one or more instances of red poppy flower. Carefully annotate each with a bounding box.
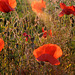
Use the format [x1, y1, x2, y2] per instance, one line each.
[43, 31, 47, 38]
[48, 30, 52, 37]
[31, 0, 46, 13]
[59, 3, 75, 17]
[33, 44, 62, 65]
[42, 27, 45, 32]
[0, 38, 4, 52]
[23, 32, 28, 36]
[42, 27, 53, 38]
[23, 32, 31, 41]
[0, 0, 17, 13]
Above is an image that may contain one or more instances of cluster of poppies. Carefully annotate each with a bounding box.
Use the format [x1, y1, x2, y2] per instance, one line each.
[0, 0, 75, 15]
[0, 0, 75, 66]
[31, 0, 75, 16]
[23, 32, 31, 41]
[42, 27, 53, 38]
[31, 0, 75, 65]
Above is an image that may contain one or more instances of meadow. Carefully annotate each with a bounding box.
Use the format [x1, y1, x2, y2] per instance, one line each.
[0, 0, 75, 75]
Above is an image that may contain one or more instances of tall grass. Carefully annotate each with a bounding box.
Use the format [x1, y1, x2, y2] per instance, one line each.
[0, 0, 75, 75]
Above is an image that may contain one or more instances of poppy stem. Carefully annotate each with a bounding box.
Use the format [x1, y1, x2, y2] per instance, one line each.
[52, 65, 59, 75]
[43, 63, 46, 75]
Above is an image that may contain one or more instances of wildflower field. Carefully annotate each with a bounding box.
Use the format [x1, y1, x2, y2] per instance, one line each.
[0, 0, 75, 75]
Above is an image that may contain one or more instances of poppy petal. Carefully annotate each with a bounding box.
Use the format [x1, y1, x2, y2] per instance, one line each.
[26, 37, 28, 41]
[2, 0, 16, 8]
[48, 30, 52, 37]
[69, 10, 75, 16]
[60, 3, 66, 9]
[68, 6, 75, 15]
[42, 27, 45, 32]
[72, 11, 75, 16]
[8, 0, 17, 8]
[33, 44, 62, 59]
[31, 0, 46, 13]
[46, 54, 60, 65]
[0, 38, 4, 52]
[2, 0, 8, 3]
[68, 5, 75, 11]
[52, 44, 62, 59]
[33, 45, 45, 58]
[0, 1, 14, 13]
[23, 32, 28, 36]
[37, 54, 60, 65]
[43, 31, 47, 38]
[58, 11, 64, 17]
[44, 44, 62, 59]
[41, 0, 43, 3]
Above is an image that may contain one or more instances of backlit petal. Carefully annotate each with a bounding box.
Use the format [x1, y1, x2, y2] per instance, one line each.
[0, 1, 14, 13]
[31, 0, 46, 13]
[0, 38, 4, 52]
[60, 3, 66, 9]
[8, 0, 17, 8]
[43, 31, 47, 38]
[33, 44, 62, 59]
